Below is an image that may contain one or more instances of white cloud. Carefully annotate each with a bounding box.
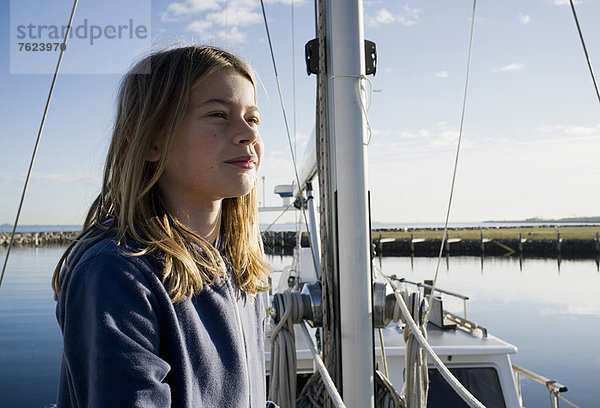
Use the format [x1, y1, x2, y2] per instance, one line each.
[418, 129, 430, 138]
[436, 71, 449, 78]
[493, 63, 524, 73]
[0, 173, 99, 186]
[205, 7, 262, 27]
[371, 9, 395, 26]
[552, 0, 581, 5]
[369, 122, 463, 154]
[260, 151, 294, 176]
[161, 0, 301, 44]
[366, 5, 421, 28]
[536, 124, 600, 136]
[294, 131, 310, 150]
[264, 0, 306, 4]
[222, 26, 247, 43]
[541, 305, 600, 316]
[187, 20, 213, 34]
[161, 0, 222, 22]
[518, 12, 532, 24]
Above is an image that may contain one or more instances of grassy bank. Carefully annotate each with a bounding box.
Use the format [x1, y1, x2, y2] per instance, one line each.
[372, 225, 600, 241]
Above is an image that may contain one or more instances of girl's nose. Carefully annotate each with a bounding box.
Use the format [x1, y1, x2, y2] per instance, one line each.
[233, 119, 259, 145]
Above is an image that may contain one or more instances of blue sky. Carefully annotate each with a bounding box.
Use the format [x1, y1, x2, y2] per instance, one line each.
[1, 0, 599, 225]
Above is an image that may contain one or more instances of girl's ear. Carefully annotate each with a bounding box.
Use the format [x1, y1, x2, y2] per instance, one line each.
[146, 141, 161, 162]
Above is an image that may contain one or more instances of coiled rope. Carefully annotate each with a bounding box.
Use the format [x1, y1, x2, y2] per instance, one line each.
[269, 291, 304, 408]
[272, 291, 408, 408]
[296, 368, 405, 408]
[398, 290, 429, 408]
[375, 370, 405, 408]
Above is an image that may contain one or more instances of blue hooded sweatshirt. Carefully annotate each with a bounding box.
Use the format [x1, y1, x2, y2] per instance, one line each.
[55, 228, 276, 407]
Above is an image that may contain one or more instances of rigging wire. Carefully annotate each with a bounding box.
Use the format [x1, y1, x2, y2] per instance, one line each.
[291, 0, 303, 237]
[291, 0, 298, 159]
[0, 0, 79, 289]
[258, 0, 321, 278]
[261, 203, 296, 234]
[423, 0, 477, 325]
[568, 0, 600, 107]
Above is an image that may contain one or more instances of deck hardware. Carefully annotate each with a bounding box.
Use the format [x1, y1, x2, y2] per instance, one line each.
[304, 39, 377, 76]
[305, 39, 320, 75]
[364, 40, 377, 75]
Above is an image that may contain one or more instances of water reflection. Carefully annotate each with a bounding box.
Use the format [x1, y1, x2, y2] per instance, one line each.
[2, 247, 596, 407]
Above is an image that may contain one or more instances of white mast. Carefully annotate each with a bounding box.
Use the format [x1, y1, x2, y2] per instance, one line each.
[325, 0, 375, 406]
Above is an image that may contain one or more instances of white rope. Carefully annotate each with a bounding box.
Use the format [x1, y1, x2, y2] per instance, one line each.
[398, 290, 429, 408]
[378, 328, 389, 378]
[269, 291, 304, 407]
[297, 366, 404, 408]
[269, 291, 346, 408]
[388, 280, 486, 408]
[375, 370, 405, 408]
[300, 322, 346, 408]
[297, 372, 327, 408]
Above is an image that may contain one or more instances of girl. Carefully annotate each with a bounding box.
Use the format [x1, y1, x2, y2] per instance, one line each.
[52, 46, 276, 407]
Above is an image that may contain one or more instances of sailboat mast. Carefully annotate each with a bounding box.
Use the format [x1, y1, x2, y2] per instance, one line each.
[324, 0, 375, 406]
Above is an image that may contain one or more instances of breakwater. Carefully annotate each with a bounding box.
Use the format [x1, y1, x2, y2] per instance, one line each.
[375, 238, 600, 258]
[0, 231, 80, 247]
[262, 230, 600, 258]
[4, 229, 600, 259]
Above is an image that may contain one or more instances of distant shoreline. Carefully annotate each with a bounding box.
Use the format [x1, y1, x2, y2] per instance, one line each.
[483, 217, 600, 224]
[4, 226, 600, 258]
[3, 219, 600, 234]
[0, 224, 81, 233]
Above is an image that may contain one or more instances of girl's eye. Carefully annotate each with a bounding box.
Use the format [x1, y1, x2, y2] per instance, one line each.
[209, 112, 226, 119]
[247, 117, 260, 125]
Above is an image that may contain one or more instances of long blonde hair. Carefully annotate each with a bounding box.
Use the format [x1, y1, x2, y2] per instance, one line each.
[52, 46, 270, 302]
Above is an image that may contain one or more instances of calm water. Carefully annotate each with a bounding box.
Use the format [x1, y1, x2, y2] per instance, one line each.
[0, 247, 598, 407]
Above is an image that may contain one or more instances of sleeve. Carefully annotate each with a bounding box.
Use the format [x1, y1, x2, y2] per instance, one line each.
[58, 251, 171, 407]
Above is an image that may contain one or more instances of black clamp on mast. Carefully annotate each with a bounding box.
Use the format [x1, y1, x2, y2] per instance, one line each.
[305, 39, 377, 76]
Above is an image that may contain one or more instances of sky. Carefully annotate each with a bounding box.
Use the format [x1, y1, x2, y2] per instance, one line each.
[1, 0, 599, 226]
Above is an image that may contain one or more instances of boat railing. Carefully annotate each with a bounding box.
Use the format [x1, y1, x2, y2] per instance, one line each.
[443, 310, 488, 338]
[395, 278, 488, 337]
[512, 364, 576, 408]
[398, 278, 470, 319]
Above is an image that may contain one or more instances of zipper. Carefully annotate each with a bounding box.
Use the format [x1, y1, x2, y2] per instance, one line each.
[225, 277, 251, 407]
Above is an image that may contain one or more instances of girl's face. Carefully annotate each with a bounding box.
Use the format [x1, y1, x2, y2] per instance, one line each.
[157, 70, 262, 211]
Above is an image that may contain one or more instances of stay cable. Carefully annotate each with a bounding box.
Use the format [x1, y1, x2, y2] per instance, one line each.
[0, 0, 79, 289]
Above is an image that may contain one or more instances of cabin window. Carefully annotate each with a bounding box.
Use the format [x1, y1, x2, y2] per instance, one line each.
[427, 367, 506, 408]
